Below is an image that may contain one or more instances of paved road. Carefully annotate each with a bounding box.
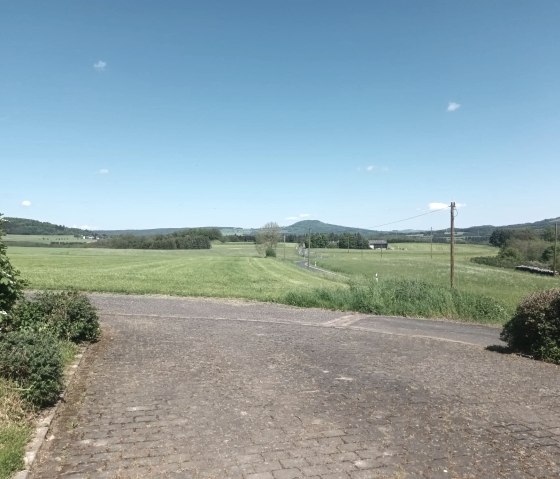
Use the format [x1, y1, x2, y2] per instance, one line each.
[30, 294, 559, 478]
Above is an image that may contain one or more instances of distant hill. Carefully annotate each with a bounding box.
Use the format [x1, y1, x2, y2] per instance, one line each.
[2, 217, 93, 236]
[3, 216, 558, 240]
[281, 220, 377, 236]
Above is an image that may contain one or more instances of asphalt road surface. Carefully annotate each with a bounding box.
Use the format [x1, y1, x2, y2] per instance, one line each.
[29, 294, 560, 478]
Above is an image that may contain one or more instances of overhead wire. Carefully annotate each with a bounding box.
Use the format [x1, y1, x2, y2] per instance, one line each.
[369, 206, 450, 229]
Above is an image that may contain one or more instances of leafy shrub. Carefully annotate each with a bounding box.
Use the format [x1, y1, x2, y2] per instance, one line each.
[2, 300, 42, 334]
[541, 245, 555, 262]
[499, 246, 523, 261]
[8, 291, 99, 343]
[265, 247, 276, 257]
[0, 215, 27, 315]
[0, 330, 63, 408]
[470, 255, 517, 268]
[501, 289, 560, 364]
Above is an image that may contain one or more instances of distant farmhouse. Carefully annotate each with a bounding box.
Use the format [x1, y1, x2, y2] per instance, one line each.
[368, 240, 388, 250]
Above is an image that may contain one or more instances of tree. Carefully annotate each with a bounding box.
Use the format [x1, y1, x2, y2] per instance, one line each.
[0, 214, 26, 314]
[255, 222, 281, 257]
[489, 228, 512, 247]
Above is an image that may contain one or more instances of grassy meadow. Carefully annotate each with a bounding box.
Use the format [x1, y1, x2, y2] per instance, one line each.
[7, 242, 559, 323]
[313, 243, 559, 312]
[7, 243, 342, 301]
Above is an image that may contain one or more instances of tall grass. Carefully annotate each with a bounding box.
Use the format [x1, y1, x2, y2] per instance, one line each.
[283, 277, 509, 324]
[313, 244, 559, 314]
[0, 378, 32, 479]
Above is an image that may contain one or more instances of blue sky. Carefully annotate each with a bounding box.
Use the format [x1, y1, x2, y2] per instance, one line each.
[1, 1, 559, 231]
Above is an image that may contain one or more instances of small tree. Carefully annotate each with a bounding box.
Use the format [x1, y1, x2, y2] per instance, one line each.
[255, 222, 281, 257]
[0, 214, 26, 315]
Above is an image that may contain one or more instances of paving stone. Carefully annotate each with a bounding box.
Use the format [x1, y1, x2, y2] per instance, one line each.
[28, 294, 560, 478]
[272, 468, 302, 479]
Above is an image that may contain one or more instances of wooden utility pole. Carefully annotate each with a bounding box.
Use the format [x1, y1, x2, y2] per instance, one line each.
[450, 202, 456, 288]
[430, 227, 433, 260]
[554, 222, 558, 275]
[307, 228, 311, 268]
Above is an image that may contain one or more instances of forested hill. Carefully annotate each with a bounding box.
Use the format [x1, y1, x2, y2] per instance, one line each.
[3, 215, 559, 238]
[2, 217, 93, 236]
[282, 220, 377, 236]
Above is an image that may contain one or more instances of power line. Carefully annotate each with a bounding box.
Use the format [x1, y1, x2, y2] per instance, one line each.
[369, 206, 450, 229]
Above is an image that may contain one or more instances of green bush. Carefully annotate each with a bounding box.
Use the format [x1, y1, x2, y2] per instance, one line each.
[0, 215, 27, 315]
[8, 291, 99, 343]
[470, 255, 519, 269]
[0, 330, 63, 408]
[265, 247, 277, 257]
[501, 289, 560, 364]
[2, 300, 43, 334]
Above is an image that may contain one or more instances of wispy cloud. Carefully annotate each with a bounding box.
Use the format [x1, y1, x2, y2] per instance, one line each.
[21, 200, 31, 207]
[358, 165, 388, 173]
[93, 60, 107, 72]
[98, 168, 109, 175]
[429, 202, 448, 210]
[286, 213, 311, 221]
[447, 102, 461, 112]
[429, 202, 466, 210]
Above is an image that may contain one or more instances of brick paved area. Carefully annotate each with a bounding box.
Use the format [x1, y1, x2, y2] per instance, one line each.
[30, 295, 560, 478]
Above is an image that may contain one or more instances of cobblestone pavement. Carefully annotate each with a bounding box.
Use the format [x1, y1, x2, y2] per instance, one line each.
[30, 294, 560, 478]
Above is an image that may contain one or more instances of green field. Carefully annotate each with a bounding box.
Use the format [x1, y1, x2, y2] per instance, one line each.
[7, 243, 342, 301]
[313, 243, 559, 312]
[7, 242, 559, 321]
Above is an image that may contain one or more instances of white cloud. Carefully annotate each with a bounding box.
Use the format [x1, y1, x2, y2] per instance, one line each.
[360, 165, 388, 173]
[93, 60, 107, 72]
[285, 213, 311, 221]
[447, 102, 461, 112]
[98, 168, 109, 175]
[429, 202, 466, 210]
[429, 202, 449, 210]
[21, 200, 31, 207]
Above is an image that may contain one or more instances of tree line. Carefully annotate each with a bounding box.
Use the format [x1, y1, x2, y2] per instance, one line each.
[473, 227, 558, 271]
[95, 228, 222, 250]
[3, 217, 94, 236]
